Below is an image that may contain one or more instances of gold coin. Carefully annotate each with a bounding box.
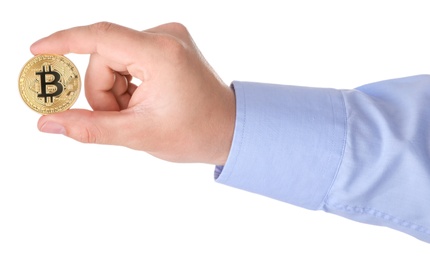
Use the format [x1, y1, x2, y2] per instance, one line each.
[18, 54, 81, 114]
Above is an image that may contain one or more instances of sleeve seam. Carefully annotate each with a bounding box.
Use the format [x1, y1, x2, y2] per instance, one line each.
[326, 203, 430, 237]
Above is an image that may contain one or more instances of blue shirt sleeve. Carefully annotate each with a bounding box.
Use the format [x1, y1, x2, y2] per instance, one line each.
[215, 75, 430, 243]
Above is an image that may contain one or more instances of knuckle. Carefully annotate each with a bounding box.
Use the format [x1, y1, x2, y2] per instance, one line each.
[165, 22, 189, 35]
[89, 21, 115, 36]
[156, 34, 188, 61]
[74, 125, 101, 144]
[154, 22, 190, 56]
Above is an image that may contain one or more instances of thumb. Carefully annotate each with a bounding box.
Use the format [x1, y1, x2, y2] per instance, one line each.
[38, 109, 136, 147]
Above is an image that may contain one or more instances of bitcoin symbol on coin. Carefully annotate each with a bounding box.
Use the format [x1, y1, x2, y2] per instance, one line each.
[18, 54, 81, 114]
[36, 65, 64, 103]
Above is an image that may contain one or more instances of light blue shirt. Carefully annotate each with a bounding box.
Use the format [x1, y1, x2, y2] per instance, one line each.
[215, 75, 430, 243]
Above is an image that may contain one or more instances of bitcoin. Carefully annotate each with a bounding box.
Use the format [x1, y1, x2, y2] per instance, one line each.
[18, 54, 81, 114]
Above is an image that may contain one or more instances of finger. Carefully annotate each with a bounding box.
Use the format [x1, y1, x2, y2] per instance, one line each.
[37, 109, 144, 148]
[111, 72, 136, 110]
[85, 54, 136, 110]
[30, 22, 147, 74]
[124, 74, 139, 96]
[85, 53, 119, 111]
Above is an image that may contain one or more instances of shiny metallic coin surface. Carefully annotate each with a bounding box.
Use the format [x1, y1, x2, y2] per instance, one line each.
[18, 54, 81, 114]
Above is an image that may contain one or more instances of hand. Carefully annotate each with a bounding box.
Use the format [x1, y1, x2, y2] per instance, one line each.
[30, 22, 236, 165]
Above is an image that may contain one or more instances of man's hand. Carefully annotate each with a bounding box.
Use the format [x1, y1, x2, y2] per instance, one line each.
[31, 22, 235, 165]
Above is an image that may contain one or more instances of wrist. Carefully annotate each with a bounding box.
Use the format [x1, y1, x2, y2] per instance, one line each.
[210, 85, 236, 165]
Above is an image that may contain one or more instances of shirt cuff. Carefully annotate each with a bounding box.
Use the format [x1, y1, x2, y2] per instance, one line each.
[215, 81, 347, 210]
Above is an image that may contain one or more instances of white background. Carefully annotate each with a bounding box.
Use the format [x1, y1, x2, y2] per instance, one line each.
[1, 0, 430, 259]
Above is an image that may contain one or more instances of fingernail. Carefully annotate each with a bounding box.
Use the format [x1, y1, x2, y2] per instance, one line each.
[40, 122, 66, 135]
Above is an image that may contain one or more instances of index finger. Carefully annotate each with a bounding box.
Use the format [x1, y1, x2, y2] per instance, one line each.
[30, 22, 146, 66]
